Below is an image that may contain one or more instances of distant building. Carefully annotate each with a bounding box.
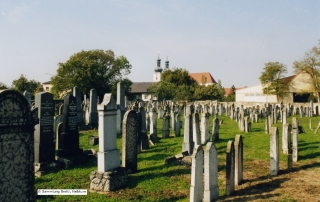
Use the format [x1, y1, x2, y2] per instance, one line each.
[188, 72, 217, 86]
[130, 82, 154, 101]
[42, 81, 52, 92]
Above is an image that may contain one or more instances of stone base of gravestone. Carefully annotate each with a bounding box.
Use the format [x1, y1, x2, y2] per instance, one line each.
[34, 161, 60, 177]
[88, 136, 99, 146]
[56, 155, 85, 169]
[165, 151, 190, 165]
[89, 168, 128, 192]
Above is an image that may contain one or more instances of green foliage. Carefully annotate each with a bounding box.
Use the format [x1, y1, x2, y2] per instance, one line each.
[293, 40, 320, 101]
[259, 62, 290, 102]
[51, 49, 132, 98]
[161, 68, 197, 86]
[0, 82, 9, 90]
[12, 74, 41, 95]
[111, 78, 134, 101]
[193, 83, 224, 101]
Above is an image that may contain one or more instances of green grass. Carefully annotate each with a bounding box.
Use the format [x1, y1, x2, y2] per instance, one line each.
[35, 113, 320, 201]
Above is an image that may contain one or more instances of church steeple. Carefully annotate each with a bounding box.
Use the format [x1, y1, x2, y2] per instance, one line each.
[165, 56, 169, 70]
[153, 54, 163, 82]
[155, 54, 163, 73]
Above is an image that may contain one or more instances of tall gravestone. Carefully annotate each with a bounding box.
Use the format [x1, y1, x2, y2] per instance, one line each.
[226, 140, 235, 196]
[182, 105, 194, 155]
[204, 142, 219, 202]
[174, 113, 181, 137]
[90, 94, 128, 192]
[88, 89, 98, 127]
[139, 106, 149, 150]
[193, 112, 201, 146]
[34, 92, 55, 176]
[212, 117, 220, 141]
[234, 135, 243, 186]
[0, 90, 39, 201]
[117, 82, 125, 136]
[189, 145, 203, 202]
[57, 94, 83, 158]
[122, 110, 139, 174]
[162, 111, 170, 138]
[201, 111, 210, 144]
[73, 86, 84, 126]
[270, 127, 279, 176]
[292, 117, 299, 162]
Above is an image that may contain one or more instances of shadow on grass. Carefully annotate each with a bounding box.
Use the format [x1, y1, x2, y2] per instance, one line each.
[220, 177, 290, 201]
[297, 152, 320, 161]
[250, 127, 265, 132]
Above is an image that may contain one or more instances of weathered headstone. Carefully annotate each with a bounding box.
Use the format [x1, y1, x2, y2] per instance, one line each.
[282, 123, 291, 154]
[182, 104, 194, 155]
[139, 106, 149, 150]
[212, 117, 219, 141]
[189, 145, 204, 202]
[292, 117, 299, 162]
[34, 92, 55, 176]
[234, 135, 243, 186]
[270, 127, 279, 176]
[88, 89, 98, 127]
[148, 107, 158, 144]
[57, 94, 83, 158]
[174, 113, 181, 137]
[0, 90, 39, 201]
[162, 111, 170, 138]
[73, 86, 85, 126]
[193, 112, 201, 146]
[116, 82, 125, 136]
[226, 140, 235, 196]
[204, 142, 219, 202]
[23, 90, 32, 107]
[122, 110, 139, 173]
[201, 111, 210, 144]
[90, 94, 128, 192]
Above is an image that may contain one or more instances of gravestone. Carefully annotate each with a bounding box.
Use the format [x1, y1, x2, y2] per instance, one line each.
[116, 82, 125, 136]
[23, 90, 32, 107]
[212, 117, 219, 141]
[189, 145, 204, 202]
[162, 111, 170, 138]
[34, 92, 56, 176]
[53, 115, 63, 141]
[282, 123, 291, 154]
[234, 135, 243, 186]
[204, 142, 219, 202]
[88, 89, 98, 127]
[270, 127, 279, 176]
[0, 90, 39, 201]
[148, 107, 158, 144]
[193, 112, 201, 146]
[73, 86, 85, 126]
[139, 106, 149, 150]
[292, 117, 299, 162]
[55, 122, 63, 150]
[122, 110, 139, 174]
[174, 113, 181, 137]
[182, 104, 195, 155]
[226, 140, 235, 196]
[201, 111, 210, 144]
[90, 93, 128, 192]
[57, 94, 83, 158]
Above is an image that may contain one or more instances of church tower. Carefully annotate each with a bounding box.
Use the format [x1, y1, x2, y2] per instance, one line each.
[153, 55, 163, 82]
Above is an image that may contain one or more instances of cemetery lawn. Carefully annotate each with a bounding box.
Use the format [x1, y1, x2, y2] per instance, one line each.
[35, 115, 320, 201]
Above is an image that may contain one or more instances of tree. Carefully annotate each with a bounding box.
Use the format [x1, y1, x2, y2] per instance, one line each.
[193, 83, 224, 101]
[148, 68, 197, 101]
[51, 49, 132, 98]
[111, 78, 134, 101]
[293, 40, 320, 102]
[259, 62, 290, 102]
[224, 85, 236, 102]
[0, 82, 9, 90]
[12, 74, 41, 95]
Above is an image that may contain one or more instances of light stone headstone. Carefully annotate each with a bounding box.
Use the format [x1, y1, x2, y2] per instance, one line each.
[73, 86, 85, 126]
[226, 140, 235, 196]
[174, 113, 181, 137]
[270, 127, 279, 176]
[192, 112, 201, 146]
[189, 145, 204, 202]
[292, 117, 299, 162]
[212, 117, 219, 141]
[204, 142, 219, 202]
[0, 90, 39, 201]
[234, 135, 243, 186]
[116, 82, 125, 136]
[23, 90, 32, 107]
[201, 111, 210, 144]
[182, 104, 194, 155]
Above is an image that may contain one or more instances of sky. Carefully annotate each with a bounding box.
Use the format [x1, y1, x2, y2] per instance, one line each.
[1, 0, 320, 89]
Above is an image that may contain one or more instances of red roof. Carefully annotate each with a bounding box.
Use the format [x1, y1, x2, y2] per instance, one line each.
[188, 72, 217, 84]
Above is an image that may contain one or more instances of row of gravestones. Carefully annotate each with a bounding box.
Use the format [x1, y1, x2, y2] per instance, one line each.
[189, 135, 243, 201]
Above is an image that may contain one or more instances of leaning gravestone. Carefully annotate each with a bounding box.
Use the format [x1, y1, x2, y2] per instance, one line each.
[0, 90, 39, 202]
[57, 94, 83, 159]
[122, 110, 139, 174]
[34, 92, 56, 176]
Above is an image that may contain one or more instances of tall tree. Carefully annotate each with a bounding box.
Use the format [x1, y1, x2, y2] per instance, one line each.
[259, 62, 290, 102]
[12, 74, 41, 95]
[293, 40, 320, 102]
[51, 49, 131, 98]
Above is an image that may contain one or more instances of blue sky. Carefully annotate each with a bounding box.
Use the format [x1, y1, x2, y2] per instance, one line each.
[1, 0, 320, 88]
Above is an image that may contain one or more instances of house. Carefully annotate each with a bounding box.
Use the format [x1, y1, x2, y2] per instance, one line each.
[130, 82, 155, 101]
[188, 72, 217, 86]
[236, 69, 316, 103]
[42, 81, 53, 92]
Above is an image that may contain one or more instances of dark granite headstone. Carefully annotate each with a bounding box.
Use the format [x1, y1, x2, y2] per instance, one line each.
[0, 90, 39, 201]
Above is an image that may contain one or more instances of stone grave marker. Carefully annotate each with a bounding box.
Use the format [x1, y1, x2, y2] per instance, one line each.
[73, 86, 85, 126]
[204, 142, 219, 202]
[182, 104, 195, 155]
[234, 135, 243, 186]
[292, 117, 299, 162]
[192, 112, 201, 146]
[226, 140, 235, 196]
[122, 110, 139, 174]
[201, 111, 210, 144]
[270, 127, 279, 176]
[0, 90, 39, 201]
[88, 88, 98, 127]
[189, 145, 204, 202]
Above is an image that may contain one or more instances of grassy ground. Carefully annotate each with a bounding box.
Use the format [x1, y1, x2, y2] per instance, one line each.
[35, 113, 320, 201]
